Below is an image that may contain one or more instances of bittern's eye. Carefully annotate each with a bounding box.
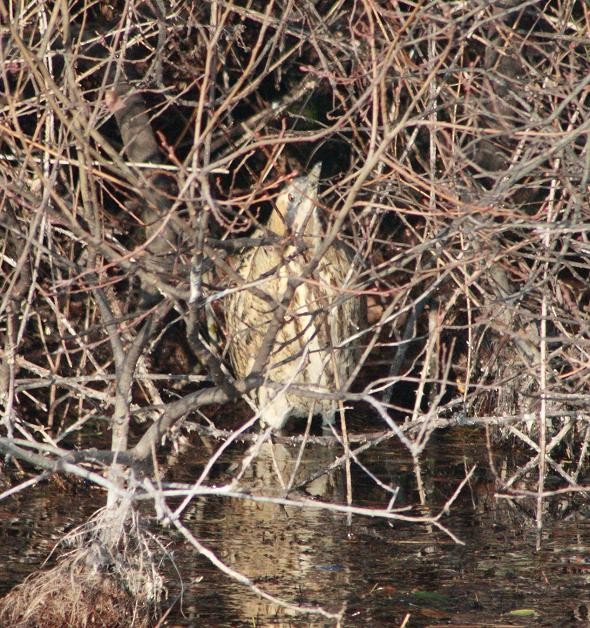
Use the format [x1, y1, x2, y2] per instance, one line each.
[288, 192, 295, 202]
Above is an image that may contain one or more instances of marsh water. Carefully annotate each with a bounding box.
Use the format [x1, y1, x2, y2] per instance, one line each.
[1, 427, 589, 626]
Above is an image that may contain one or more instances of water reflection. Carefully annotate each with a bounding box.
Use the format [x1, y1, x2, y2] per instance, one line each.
[178, 438, 350, 622]
[1, 432, 589, 625]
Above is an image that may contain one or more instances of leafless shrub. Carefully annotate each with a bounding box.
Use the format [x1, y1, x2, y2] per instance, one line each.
[1, 0, 590, 620]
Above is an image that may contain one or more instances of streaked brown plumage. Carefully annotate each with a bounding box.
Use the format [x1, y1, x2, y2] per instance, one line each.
[225, 163, 363, 430]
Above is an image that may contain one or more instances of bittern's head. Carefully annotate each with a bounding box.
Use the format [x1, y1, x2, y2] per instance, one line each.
[271, 162, 322, 237]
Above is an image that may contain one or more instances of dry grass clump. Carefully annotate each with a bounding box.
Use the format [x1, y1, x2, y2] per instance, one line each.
[0, 507, 165, 628]
[0, 551, 149, 628]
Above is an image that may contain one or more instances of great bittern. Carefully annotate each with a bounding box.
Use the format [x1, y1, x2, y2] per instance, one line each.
[225, 163, 363, 430]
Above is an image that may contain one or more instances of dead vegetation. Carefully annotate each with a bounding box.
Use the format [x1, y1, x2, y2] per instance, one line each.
[1, 0, 590, 623]
[0, 555, 150, 628]
[0, 508, 163, 627]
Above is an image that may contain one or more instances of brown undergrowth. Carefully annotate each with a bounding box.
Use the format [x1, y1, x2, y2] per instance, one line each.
[0, 508, 164, 628]
[0, 555, 148, 628]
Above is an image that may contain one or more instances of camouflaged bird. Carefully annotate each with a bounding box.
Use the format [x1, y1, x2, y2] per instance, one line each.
[225, 163, 363, 430]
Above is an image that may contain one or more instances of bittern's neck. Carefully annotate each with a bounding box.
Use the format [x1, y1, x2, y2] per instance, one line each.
[267, 207, 287, 237]
[267, 205, 322, 241]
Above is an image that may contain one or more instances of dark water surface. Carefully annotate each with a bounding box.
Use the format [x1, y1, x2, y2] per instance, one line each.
[1, 429, 588, 626]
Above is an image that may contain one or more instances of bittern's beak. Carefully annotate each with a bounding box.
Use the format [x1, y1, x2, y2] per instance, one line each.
[285, 162, 322, 235]
[306, 162, 322, 190]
